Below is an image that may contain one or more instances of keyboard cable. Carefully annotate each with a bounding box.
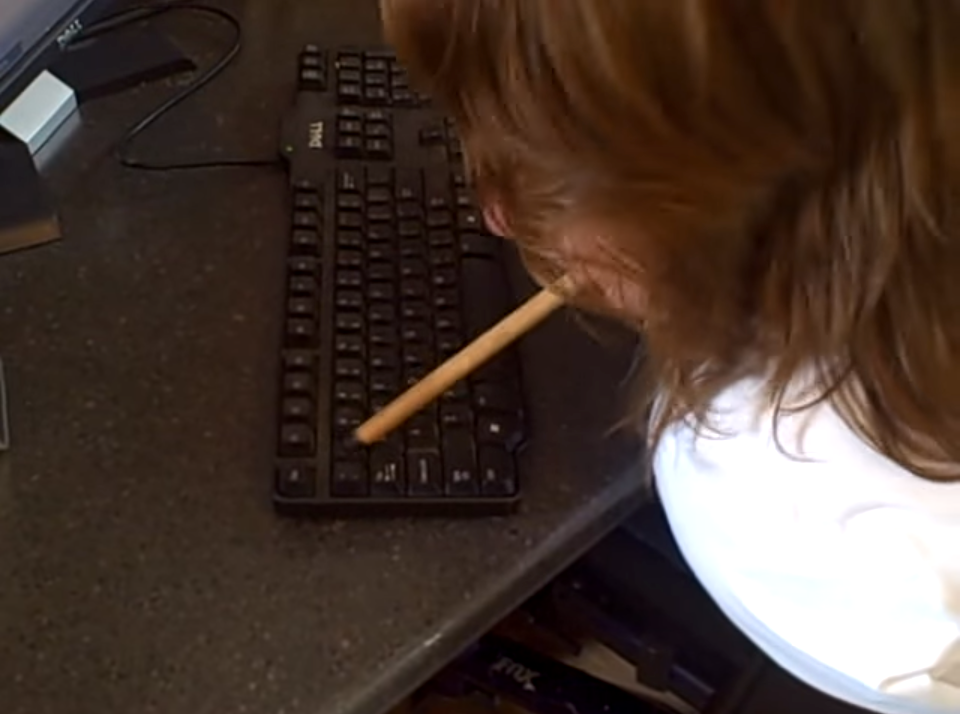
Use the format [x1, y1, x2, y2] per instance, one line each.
[72, 0, 284, 172]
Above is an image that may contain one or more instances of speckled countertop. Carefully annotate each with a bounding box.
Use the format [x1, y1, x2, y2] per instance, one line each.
[0, 2, 645, 713]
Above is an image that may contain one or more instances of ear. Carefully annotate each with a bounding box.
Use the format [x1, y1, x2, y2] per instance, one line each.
[483, 202, 510, 237]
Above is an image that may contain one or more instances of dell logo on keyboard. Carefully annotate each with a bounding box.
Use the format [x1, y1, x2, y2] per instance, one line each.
[308, 121, 326, 150]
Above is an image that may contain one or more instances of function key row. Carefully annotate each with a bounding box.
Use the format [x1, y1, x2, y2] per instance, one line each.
[334, 50, 428, 107]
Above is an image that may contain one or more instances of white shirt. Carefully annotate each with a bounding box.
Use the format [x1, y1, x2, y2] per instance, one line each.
[654, 377, 960, 714]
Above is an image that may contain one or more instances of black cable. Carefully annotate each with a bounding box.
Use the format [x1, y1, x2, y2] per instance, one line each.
[75, 1, 282, 172]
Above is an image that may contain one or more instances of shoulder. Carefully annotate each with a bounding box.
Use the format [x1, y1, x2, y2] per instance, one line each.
[653, 378, 960, 713]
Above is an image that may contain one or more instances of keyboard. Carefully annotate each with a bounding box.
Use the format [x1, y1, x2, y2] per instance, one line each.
[273, 45, 529, 517]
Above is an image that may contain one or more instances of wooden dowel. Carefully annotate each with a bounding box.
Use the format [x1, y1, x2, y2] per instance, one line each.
[353, 278, 570, 445]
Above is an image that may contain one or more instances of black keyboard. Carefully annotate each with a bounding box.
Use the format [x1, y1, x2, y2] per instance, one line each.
[273, 45, 528, 517]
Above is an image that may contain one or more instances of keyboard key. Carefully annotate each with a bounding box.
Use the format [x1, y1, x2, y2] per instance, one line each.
[365, 139, 392, 159]
[432, 268, 457, 288]
[367, 225, 395, 244]
[332, 461, 368, 497]
[366, 165, 392, 187]
[288, 297, 317, 319]
[369, 282, 395, 302]
[337, 211, 363, 230]
[336, 334, 364, 356]
[336, 230, 363, 249]
[419, 126, 444, 145]
[461, 232, 501, 259]
[407, 449, 442, 497]
[427, 210, 452, 229]
[335, 358, 364, 380]
[289, 256, 318, 275]
[335, 312, 363, 332]
[434, 289, 459, 310]
[336, 53, 361, 70]
[365, 108, 390, 123]
[294, 191, 321, 209]
[440, 403, 473, 429]
[336, 106, 362, 120]
[477, 413, 523, 450]
[369, 325, 397, 347]
[336, 269, 363, 289]
[336, 290, 363, 310]
[428, 229, 455, 249]
[286, 318, 317, 347]
[479, 446, 517, 497]
[405, 366, 429, 388]
[401, 322, 430, 343]
[337, 168, 364, 193]
[457, 209, 482, 231]
[397, 202, 421, 220]
[371, 442, 405, 496]
[398, 220, 423, 238]
[337, 193, 363, 211]
[443, 380, 470, 401]
[367, 205, 393, 223]
[291, 230, 320, 255]
[365, 121, 391, 137]
[400, 279, 428, 300]
[406, 416, 438, 444]
[400, 302, 429, 322]
[283, 371, 315, 397]
[369, 347, 397, 371]
[368, 263, 394, 282]
[367, 186, 391, 204]
[400, 258, 427, 279]
[370, 370, 400, 394]
[368, 245, 395, 265]
[276, 464, 316, 498]
[436, 331, 463, 356]
[473, 382, 522, 413]
[368, 302, 396, 324]
[443, 429, 479, 496]
[289, 276, 318, 297]
[435, 310, 461, 332]
[429, 249, 456, 269]
[280, 423, 315, 457]
[293, 210, 319, 229]
[399, 241, 426, 260]
[336, 249, 363, 269]
[334, 380, 365, 405]
[283, 350, 313, 371]
[338, 83, 362, 103]
[395, 169, 421, 201]
[282, 396, 314, 421]
[403, 345, 434, 368]
[333, 406, 364, 432]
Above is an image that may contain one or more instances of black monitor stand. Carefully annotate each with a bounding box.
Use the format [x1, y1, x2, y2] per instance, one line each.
[52, 23, 195, 103]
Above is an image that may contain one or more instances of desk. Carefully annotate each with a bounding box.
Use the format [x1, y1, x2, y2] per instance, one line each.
[0, 2, 645, 713]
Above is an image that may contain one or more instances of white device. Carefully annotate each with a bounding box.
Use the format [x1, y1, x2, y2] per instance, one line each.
[0, 69, 78, 155]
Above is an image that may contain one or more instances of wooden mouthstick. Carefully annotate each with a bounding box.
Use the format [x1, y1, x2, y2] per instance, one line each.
[353, 278, 570, 445]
